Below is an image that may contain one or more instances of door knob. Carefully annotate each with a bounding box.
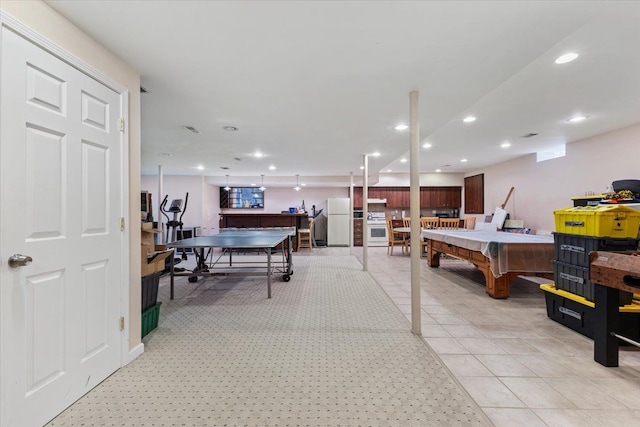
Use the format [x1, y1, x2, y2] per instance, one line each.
[8, 254, 33, 268]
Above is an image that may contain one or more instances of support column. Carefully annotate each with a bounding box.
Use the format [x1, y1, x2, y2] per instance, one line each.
[362, 155, 369, 271]
[410, 91, 421, 336]
[158, 165, 164, 242]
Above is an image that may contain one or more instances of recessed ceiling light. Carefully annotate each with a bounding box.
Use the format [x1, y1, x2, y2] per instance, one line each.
[301, 183, 306, 187]
[463, 116, 476, 123]
[435, 169, 442, 173]
[250, 183, 256, 186]
[501, 142, 511, 148]
[422, 143, 432, 149]
[268, 165, 276, 170]
[386, 169, 392, 172]
[253, 151, 264, 158]
[555, 53, 578, 64]
[400, 158, 407, 163]
[196, 165, 205, 170]
[394, 124, 409, 131]
[567, 115, 588, 123]
[371, 151, 381, 157]
[461, 159, 468, 163]
[223, 126, 238, 131]
[359, 166, 364, 170]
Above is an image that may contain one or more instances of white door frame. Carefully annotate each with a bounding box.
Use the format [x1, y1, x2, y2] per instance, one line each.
[0, 11, 132, 367]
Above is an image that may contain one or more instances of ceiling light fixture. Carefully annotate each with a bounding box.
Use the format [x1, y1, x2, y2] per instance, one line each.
[422, 142, 432, 149]
[223, 126, 238, 131]
[463, 116, 476, 123]
[196, 165, 205, 171]
[501, 142, 511, 148]
[223, 174, 231, 191]
[567, 115, 588, 123]
[253, 151, 264, 158]
[386, 169, 392, 172]
[260, 174, 266, 191]
[371, 151, 381, 157]
[359, 166, 364, 170]
[555, 52, 578, 64]
[394, 124, 409, 131]
[400, 158, 407, 163]
[461, 159, 468, 163]
[269, 165, 276, 170]
[435, 169, 442, 173]
[294, 174, 301, 191]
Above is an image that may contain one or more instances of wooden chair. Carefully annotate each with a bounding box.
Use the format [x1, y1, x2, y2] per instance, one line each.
[439, 218, 460, 229]
[386, 217, 407, 255]
[402, 217, 411, 227]
[419, 217, 440, 230]
[297, 218, 314, 250]
[463, 216, 476, 230]
[419, 217, 439, 257]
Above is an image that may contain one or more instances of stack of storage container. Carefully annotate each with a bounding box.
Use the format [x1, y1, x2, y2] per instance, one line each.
[141, 222, 173, 338]
[542, 204, 640, 338]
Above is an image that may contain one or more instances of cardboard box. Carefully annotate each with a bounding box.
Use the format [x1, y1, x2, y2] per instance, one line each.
[141, 225, 173, 277]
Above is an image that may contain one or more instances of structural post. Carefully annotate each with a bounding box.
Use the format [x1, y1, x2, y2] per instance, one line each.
[362, 155, 369, 271]
[410, 91, 421, 335]
[349, 172, 354, 248]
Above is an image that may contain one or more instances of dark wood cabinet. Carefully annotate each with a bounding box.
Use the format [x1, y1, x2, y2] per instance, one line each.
[354, 187, 363, 208]
[464, 174, 484, 214]
[354, 186, 461, 209]
[421, 187, 461, 208]
[353, 219, 363, 246]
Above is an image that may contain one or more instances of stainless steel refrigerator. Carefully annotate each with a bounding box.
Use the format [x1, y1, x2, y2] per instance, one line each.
[327, 198, 350, 246]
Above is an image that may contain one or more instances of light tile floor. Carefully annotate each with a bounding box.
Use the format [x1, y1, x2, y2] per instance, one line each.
[347, 245, 640, 427]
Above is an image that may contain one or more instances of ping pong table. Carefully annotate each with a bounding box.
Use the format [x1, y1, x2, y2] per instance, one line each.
[167, 227, 295, 299]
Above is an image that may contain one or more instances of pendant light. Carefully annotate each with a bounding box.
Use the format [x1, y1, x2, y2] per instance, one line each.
[294, 174, 301, 191]
[223, 174, 231, 191]
[259, 174, 266, 191]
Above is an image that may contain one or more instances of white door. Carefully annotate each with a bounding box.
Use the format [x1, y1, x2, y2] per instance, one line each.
[1, 28, 123, 427]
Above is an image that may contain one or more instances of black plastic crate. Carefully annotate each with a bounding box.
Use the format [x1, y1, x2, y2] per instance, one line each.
[544, 288, 640, 341]
[553, 232, 638, 268]
[141, 272, 161, 312]
[553, 260, 633, 305]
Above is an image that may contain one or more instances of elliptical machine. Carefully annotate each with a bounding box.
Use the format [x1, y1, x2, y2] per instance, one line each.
[160, 192, 189, 260]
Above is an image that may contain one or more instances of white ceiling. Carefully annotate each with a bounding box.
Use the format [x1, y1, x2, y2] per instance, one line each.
[45, 1, 640, 187]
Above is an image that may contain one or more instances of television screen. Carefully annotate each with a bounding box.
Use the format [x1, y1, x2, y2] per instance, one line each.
[220, 187, 264, 209]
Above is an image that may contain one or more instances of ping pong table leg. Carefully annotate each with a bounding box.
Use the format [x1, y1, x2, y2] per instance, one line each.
[170, 251, 174, 300]
[267, 249, 272, 299]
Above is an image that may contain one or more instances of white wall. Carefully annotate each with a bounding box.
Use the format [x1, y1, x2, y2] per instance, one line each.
[2, 1, 142, 352]
[468, 123, 640, 233]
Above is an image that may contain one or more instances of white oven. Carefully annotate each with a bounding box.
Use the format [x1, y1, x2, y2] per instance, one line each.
[367, 212, 388, 246]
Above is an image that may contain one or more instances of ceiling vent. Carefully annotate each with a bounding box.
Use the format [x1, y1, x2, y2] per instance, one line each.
[234, 157, 241, 161]
[522, 133, 539, 138]
[220, 166, 230, 170]
[140, 86, 149, 93]
[182, 126, 200, 134]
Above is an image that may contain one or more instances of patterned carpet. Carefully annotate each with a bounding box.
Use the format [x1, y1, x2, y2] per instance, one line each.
[48, 255, 491, 426]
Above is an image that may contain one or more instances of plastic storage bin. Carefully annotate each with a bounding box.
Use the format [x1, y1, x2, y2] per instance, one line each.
[553, 232, 638, 267]
[541, 284, 640, 340]
[141, 272, 161, 312]
[141, 302, 161, 338]
[553, 260, 633, 305]
[554, 205, 640, 238]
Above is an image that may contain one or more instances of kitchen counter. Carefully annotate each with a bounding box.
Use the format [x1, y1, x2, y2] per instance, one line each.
[219, 213, 309, 249]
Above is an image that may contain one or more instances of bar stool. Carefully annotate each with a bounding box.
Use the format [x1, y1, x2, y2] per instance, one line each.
[297, 218, 314, 250]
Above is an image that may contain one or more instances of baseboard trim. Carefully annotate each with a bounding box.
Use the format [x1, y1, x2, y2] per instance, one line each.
[126, 342, 144, 365]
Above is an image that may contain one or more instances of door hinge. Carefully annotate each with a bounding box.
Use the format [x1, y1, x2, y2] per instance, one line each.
[120, 316, 125, 331]
[120, 217, 125, 231]
[119, 118, 125, 132]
